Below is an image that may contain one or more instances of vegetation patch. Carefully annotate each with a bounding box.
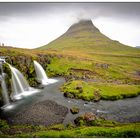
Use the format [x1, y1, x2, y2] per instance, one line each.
[1, 119, 140, 138]
[46, 53, 140, 85]
[61, 80, 140, 101]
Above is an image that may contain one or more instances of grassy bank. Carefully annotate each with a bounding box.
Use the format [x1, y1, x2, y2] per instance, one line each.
[46, 52, 140, 84]
[61, 80, 140, 101]
[32, 123, 140, 138]
[0, 118, 140, 138]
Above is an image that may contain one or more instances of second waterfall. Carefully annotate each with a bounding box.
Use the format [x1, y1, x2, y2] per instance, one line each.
[33, 60, 57, 85]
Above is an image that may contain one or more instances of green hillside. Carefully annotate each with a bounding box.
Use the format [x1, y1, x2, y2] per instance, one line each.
[38, 19, 140, 55]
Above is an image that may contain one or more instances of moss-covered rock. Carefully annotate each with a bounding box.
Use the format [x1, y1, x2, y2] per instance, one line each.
[74, 116, 86, 126]
[66, 123, 75, 129]
[93, 90, 101, 102]
[74, 112, 97, 126]
[74, 112, 118, 127]
[70, 107, 79, 114]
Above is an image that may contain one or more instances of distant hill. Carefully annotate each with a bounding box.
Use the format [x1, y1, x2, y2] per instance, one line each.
[136, 46, 140, 48]
[37, 19, 139, 54]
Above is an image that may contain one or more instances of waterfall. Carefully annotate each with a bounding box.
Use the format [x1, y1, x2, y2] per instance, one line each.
[9, 65, 30, 93]
[8, 64, 39, 100]
[33, 60, 48, 85]
[33, 60, 57, 85]
[0, 59, 10, 107]
[0, 74, 10, 106]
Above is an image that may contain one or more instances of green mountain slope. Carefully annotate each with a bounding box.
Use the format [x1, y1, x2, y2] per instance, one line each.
[37, 19, 139, 54]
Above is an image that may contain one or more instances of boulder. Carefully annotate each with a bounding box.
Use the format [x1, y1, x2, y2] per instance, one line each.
[74, 112, 98, 126]
[84, 112, 97, 121]
[70, 107, 79, 114]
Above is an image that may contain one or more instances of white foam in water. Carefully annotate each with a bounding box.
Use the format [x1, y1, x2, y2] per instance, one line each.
[97, 109, 108, 113]
[12, 94, 23, 100]
[33, 60, 58, 85]
[43, 78, 58, 85]
[1, 103, 15, 110]
[21, 87, 40, 97]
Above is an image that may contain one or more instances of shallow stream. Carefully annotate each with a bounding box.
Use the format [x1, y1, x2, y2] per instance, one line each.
[1, 77, 140, 124]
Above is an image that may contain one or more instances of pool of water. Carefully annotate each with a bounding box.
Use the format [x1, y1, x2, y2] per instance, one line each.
[1, 77, 140, 124]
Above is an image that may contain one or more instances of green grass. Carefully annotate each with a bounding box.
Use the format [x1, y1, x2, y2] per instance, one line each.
[1, 118, 140, 138]
[2, 123, 140, 138]
[46, 56, 96, 77]
[61, 80, 140, 101]
[46, 52, 140, 84]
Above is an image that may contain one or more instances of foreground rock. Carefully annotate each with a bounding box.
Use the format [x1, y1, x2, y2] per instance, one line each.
[7, 100, 68, 126]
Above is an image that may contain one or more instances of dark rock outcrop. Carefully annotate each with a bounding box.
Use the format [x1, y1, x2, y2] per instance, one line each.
[7, 100, 68, 126]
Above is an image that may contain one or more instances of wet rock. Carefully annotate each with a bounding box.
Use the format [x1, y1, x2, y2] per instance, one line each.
[84, 112, 97, 121]
[84, 102, 88, 104]
[70, 107, 79, 114]
[8, 100, 68, 126]
[64, 92, 74, 98]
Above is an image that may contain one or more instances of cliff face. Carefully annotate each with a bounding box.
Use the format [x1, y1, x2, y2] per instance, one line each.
[5, 55, 51, 86]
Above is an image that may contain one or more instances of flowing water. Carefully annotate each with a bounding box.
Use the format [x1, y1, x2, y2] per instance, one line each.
[33, 60, 57, 85]
[0, 74, 10, 106]
[1, 77, 140, 124]
[33, 60, 49, 85]
[8, 64, 39, 101]
[0, 61, 10, 107]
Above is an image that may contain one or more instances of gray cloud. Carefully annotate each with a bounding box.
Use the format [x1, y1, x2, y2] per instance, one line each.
[0, 2, 140, 21]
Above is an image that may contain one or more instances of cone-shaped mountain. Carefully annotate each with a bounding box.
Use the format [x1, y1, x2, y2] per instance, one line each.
[38, 19, 132, 52]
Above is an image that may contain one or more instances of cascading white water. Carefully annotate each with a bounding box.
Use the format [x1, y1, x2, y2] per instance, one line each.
[9, 65, 30, 93]
[33, 60, 57, 85]
[0, 74, 10, 106]
[8, 64, 39, 100]
[33, 60, 48, 85]
[0, 58, 10, 108]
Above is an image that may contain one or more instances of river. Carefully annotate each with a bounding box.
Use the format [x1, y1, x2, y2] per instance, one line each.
[1, 77, 140, 124]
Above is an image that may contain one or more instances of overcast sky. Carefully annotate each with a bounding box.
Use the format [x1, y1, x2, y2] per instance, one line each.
[0, 2, 140, 48]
